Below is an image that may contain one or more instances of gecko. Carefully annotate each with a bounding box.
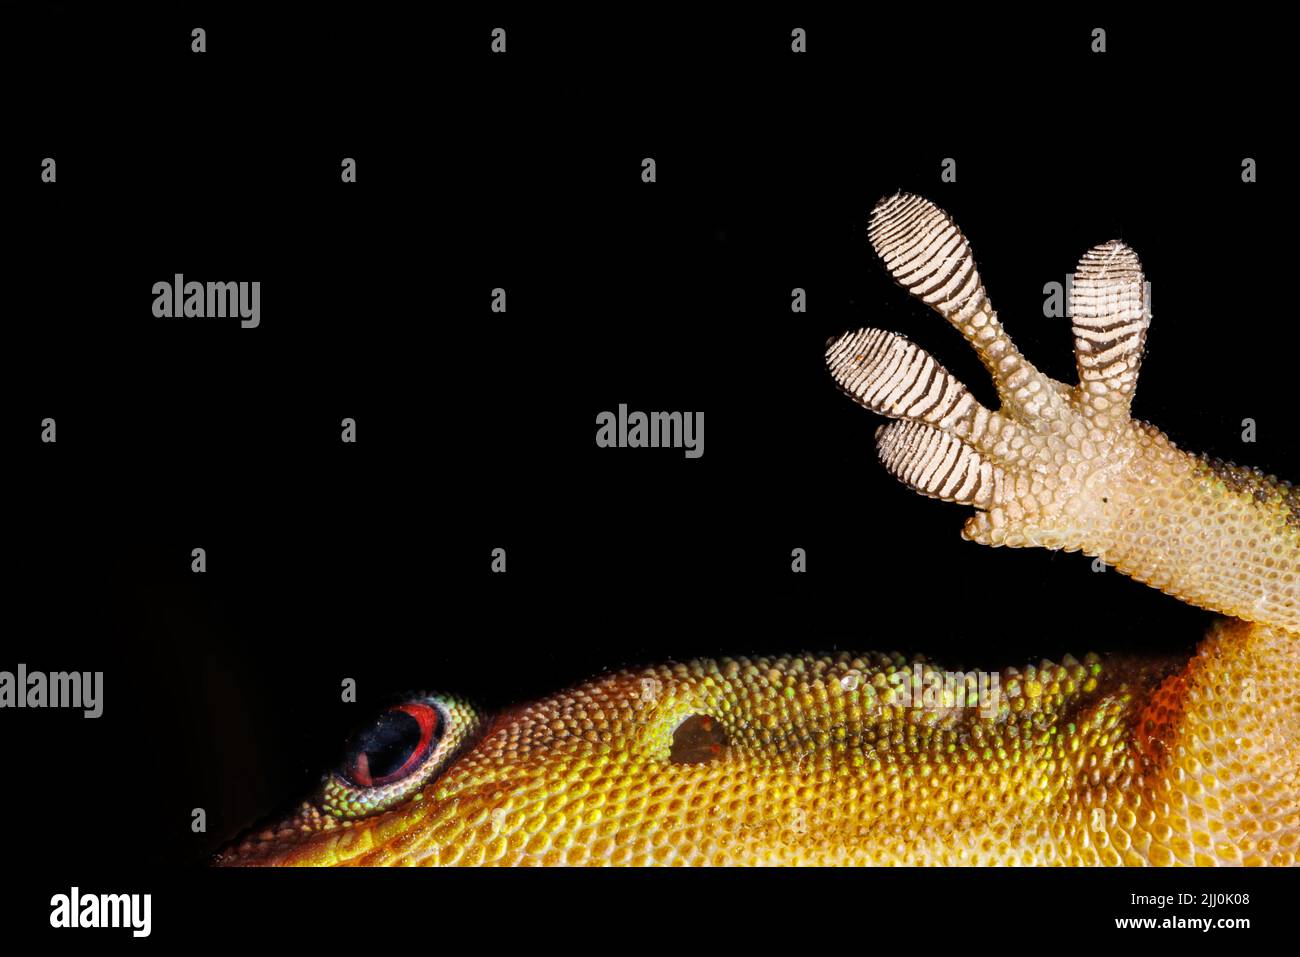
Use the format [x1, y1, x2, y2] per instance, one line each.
[216, 193, 1299, 866]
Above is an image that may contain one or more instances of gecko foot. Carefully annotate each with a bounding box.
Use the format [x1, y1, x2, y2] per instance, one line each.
[827, 193, 1151, 552]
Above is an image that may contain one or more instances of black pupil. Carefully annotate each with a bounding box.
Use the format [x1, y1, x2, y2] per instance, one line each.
[347, 710, 424, 783]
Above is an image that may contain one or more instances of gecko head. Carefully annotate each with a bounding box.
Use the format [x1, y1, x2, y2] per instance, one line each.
[213, 691, 485, 867]
[213, 665, 760, 866]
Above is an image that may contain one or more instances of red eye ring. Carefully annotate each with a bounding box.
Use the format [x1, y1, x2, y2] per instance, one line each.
[344, 701, 442, 788]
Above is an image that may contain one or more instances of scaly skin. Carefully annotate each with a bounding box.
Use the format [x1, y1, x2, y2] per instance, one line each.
[216, 194, 1299, 866]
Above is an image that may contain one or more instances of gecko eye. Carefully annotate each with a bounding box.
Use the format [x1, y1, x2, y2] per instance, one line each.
[343, 703, 440, 788]
[322, 693, 481, 819]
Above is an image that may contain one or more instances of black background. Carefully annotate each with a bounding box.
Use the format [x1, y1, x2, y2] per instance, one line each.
[4, 5, 1294, 946]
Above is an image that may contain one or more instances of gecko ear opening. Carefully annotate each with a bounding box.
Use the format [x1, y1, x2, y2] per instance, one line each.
[669, 713, 729, 765]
